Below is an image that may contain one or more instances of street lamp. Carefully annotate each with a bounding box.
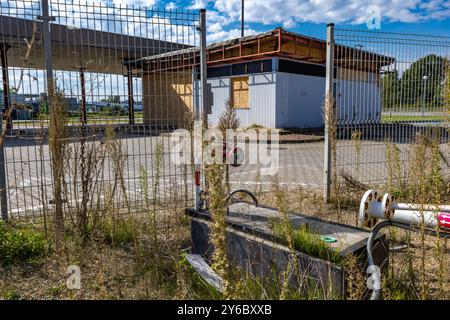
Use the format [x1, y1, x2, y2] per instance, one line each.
[422, 75, 428, 117]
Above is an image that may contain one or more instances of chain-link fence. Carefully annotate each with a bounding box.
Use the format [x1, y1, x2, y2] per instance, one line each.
[325, 26, 450, 195]
[0, 0, 203, 220]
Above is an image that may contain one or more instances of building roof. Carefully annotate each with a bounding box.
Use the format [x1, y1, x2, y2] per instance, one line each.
[0, 15, 188, 75]
[129, 28, 395, 73]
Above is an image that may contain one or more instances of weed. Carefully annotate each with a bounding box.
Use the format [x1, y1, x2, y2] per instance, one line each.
[218, 100, 240, 194]
[47, 82, 68, 250]
[271, 179, 302, 299]
[205, 163, 235, 298]
[0, 221, 48, 266]
[2, 288, 21, 300]
[351, 130, 362, 178]
[342, 254, 365, 300]
[97, 217, 136, 247]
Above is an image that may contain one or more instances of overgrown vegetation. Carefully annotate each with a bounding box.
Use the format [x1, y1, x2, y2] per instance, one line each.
[0, 73, 449, 300]
[0, 221, 48, 266]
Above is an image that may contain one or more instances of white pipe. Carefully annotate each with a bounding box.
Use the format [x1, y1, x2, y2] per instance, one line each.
[359, 190, 450, 230]
[389, 209, 439, 229]
[394, 203, 450, 213]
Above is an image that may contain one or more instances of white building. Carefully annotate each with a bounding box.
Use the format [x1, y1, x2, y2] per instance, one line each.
[136, 28, 393, 129]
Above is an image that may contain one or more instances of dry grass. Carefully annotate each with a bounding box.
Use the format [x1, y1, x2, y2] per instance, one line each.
[257, 180, 450, 299]
[1, 175, 449, 300]
[0, 203, 208, 300]
[1, 87, 449, 300]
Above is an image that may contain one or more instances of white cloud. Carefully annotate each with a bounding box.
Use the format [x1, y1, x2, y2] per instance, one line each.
[207, 28, 258, 42]
[165, 2, 177, 10]
[112, 0, 158, 7]
[3, 0, 449, 48]
[211, 0, 450, 27]
[188, 0, 209, 10]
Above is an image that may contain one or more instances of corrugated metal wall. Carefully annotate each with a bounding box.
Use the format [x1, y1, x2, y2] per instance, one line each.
[335, 74, 382, 124]
[275, 72, 326, 128]
[205, 66, 381, 129]
[207, 72, 277, 128]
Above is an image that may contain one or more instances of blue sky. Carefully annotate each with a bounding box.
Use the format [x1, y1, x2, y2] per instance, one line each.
[148, 0, 450, 42]
[5, 0, 449, 97]
[6, 0, 450, 42]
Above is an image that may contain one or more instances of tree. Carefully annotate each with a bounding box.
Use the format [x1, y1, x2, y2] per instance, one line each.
[398, 54, 447, 109]
[381, 69, 400, 109]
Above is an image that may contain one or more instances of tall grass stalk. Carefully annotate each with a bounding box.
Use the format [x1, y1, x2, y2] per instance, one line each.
[48, 82, 68, 251]
[324, 94, 343, 221]
[205, 163, 235, 298]
[271, 178, 302, 299]
[351, 130, 362, 179]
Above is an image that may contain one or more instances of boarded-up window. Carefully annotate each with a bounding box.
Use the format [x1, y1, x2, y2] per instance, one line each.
[231, 76, 249, 109]
[172, 83, 193, 111]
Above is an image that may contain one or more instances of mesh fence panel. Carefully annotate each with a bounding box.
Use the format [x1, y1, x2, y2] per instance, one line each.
[333, 28, 450, 186]
[0, 0, 200, 220]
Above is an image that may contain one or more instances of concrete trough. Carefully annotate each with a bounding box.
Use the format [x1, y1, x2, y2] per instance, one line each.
[185, 203, 388, 298]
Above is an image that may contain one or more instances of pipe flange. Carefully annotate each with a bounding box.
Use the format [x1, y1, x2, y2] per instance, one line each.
[359, 189, 378, 228]
[381, 193, 395, 219]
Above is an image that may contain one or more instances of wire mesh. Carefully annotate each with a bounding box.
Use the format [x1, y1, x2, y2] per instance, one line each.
[0, 0, 200, 220]
[333, 28, 450, 186]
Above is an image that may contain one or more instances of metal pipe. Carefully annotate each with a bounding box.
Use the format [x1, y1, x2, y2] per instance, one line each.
[224, 189, 258, 207]
[359, 190, 450, 230]
[387, 209, 440, 228]
[366, 220, 391, 300]
[394, 203, 450, 213]
[194, 9, 208, 211]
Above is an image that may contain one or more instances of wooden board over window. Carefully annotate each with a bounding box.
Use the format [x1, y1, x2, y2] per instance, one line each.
[231, 76, 249, 109]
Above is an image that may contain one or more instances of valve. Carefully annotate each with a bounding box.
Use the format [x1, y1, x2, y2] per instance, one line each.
[359, 189, 450, 231]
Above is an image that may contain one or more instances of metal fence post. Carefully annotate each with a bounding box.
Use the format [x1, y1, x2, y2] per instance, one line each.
[0, 119, 7, 220]
[39, 0, 54, 95]
[199, 9, 208, 127]
[323, 23, 335, 202]
[127, 64, 135, 125]
[193, 9, 208, 210]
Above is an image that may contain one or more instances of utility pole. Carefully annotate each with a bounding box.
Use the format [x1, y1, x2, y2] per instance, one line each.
[241, 0, 244, 37]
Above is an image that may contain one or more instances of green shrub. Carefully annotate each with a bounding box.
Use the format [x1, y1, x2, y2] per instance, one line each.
[2, 288, 21, 300]
[0, 221, 47, 266]
[98, 217, 136, 247]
